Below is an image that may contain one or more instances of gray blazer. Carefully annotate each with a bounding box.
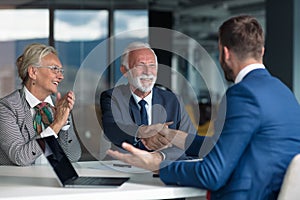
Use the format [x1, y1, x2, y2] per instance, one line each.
[0, 88, 81, 166]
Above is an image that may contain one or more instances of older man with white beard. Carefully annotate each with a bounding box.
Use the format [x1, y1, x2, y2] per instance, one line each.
[100, 42, 197, 161]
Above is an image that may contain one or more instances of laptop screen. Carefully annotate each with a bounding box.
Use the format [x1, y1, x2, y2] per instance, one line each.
[36, 136, 79, 185]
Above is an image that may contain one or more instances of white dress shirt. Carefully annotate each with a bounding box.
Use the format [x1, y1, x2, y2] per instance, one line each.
[235, 63, 265, 84]
[24, 86, 58, 139]
[131, 91, 153, 125]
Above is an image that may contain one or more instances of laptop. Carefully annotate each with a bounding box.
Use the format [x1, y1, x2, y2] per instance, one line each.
[36, 135, 129, 188]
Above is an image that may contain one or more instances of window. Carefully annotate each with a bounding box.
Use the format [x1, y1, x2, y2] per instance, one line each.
[0, 9, 48, 97]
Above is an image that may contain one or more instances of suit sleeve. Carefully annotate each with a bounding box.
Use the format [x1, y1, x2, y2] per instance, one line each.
[158, 94, 199, 161]
[0, 98, 42, 166]
[57, 113, 82, 162]
[100, 90, 140, 148]
[159, 85, 261, 190]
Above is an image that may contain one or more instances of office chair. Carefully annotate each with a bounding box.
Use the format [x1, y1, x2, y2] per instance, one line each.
[277, 154, 300, 200]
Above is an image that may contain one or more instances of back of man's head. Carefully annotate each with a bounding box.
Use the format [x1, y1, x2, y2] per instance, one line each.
[218, 15, 265, 61]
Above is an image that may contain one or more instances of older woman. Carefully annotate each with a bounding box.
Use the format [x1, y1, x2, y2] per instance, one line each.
[0, 43, 81, 166]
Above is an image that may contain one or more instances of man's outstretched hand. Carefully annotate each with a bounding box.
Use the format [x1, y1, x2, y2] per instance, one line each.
[106, 142, 163, 173]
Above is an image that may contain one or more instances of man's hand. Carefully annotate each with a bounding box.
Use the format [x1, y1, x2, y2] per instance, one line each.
[106, 142, 162, 173]
[141, 135, 171, 151]
[138, 122, 173, 150]
[159, 128, 188, 150]
[137, 123, 166, 138]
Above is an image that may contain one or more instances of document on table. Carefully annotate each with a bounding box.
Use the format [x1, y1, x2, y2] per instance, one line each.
[76, 160, 150, 173]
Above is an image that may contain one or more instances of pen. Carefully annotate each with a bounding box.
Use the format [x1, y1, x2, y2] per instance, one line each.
[113, 163, 132, 168]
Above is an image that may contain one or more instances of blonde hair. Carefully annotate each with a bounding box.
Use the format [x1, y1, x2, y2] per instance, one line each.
[16, 43, 57, 83]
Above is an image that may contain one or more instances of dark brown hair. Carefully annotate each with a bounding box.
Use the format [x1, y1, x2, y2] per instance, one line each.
[219, 15, 264, 61]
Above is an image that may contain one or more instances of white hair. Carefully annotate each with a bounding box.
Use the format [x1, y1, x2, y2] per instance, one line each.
[121, 42, 158, 69]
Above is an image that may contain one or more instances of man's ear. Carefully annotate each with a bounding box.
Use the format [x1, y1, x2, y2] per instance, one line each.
[223, 46, 230, 60]
[120, 65, 128, 77]
[261, 47, 265, 57]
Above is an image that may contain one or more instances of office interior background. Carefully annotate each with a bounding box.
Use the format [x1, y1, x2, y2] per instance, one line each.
[0, 0, 299, 160]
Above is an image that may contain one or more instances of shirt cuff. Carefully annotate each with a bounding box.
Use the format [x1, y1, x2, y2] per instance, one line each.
[40, 127, 58, 138]
[61, 120, 70, 131]
[61, 124, 70, 131]
[157, 151, 166, 161]
[134, 125, 143, 145]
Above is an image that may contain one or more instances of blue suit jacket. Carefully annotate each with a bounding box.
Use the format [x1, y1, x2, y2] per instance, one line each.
[159, 69, 300, 200]
[100, 84, 197, 160]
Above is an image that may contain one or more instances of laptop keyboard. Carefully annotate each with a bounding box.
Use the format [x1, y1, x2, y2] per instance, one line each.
[71, 177, 105, 185]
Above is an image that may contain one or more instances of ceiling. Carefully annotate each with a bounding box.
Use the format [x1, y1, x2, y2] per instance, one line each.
[0, 0, 265, 49]
[149, 0, 265, 50]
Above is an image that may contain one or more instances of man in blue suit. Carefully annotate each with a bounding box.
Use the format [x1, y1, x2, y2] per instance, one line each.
[101, 42, 197, 160]
[107, 15, 300, 200]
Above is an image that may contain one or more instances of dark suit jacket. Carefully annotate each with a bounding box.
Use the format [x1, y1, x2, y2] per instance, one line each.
[0, 88, 82, 166]
[100, 84, 197, 160]
[159, 69, 300, 200]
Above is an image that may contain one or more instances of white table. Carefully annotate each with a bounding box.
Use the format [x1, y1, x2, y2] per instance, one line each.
[0, 161, 205, 200]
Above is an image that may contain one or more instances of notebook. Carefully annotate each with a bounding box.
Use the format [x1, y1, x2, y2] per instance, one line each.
[36, 135, 129, 188]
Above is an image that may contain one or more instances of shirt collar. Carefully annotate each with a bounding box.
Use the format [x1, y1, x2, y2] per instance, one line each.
[24, 86, 54, 108]
[131, 90, 153, 106]
[235, 63, 265, 84]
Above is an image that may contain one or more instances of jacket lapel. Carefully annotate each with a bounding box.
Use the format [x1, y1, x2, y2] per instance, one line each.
[129, 96, 141, 125]
[152, 87, 167, 124]
[121, 84, 141, 125]
[19, 88, 38, 139]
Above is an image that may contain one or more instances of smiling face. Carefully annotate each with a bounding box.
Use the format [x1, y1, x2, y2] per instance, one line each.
[27, 52, 64, 100]
[125, 48, 158, 97]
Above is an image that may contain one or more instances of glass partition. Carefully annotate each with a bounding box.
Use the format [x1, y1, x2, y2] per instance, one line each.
[54, 10, 108, 94]
[53, 10, 109, 160]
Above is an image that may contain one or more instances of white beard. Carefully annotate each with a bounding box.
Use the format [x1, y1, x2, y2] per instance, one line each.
[128, 72, 157, 93]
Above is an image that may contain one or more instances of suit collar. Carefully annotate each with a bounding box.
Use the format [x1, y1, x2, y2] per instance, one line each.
[120, 84, 140, 125]
[152, 87, 163, 105]
[128, 93, 141, 125]
[150, 87, 169, 124]
[242, 68, 270, 81]
[18, 87, 37, 139]
[19, 87, 30, 112]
